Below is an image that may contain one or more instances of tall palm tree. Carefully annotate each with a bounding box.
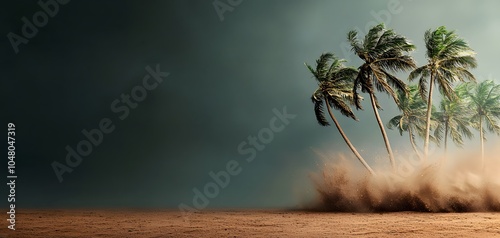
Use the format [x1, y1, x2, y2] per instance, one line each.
[387, 85, 429, 160]
[433, 83, 474, 162]
[306, 53, 375, 175]
[347, 23, 417, 170]
[464, 80, 500, 169]
[409, 26, 477, 161]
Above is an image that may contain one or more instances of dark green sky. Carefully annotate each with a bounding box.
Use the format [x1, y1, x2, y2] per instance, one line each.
[2, 0, 499, 209]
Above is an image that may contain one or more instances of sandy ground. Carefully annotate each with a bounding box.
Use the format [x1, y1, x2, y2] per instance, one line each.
[2, 210, 500, 237]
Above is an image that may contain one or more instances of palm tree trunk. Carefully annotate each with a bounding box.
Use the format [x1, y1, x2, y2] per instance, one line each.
[408, 127, 422, 161]
[479, 117, 484, 170]
[442, 119, 448, 165]
[325, 99, 376, 175]
[423, 73, 435, 161]
[369, 92, 396, 170]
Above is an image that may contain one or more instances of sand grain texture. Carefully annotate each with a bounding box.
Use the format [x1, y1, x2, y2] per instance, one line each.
[2, 210, 500, 238]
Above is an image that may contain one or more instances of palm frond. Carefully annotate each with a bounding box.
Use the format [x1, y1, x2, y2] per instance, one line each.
[306, 52, 360, 125]
[312, 96, 330, 126]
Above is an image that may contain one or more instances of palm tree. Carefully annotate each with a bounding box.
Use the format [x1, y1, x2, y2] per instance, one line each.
[409, 26, 477, 161]
[387, 85, 429, 160]
[464, 80, 500, 169]
[306, 53, 375, 175]
[433, 83, 474, 162]
[347, 23, 417, 170]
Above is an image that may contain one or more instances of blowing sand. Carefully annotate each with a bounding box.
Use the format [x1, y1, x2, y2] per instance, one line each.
[2, 209, 500, 237]
[311, 150, 500, 212]
[3, 151, 499, 237]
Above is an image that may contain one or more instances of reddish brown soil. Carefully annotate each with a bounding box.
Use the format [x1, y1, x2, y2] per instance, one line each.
[2, 209, 500, 237]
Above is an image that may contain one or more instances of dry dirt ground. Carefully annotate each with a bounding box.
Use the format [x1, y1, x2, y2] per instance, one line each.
[2, 210, 500, 237]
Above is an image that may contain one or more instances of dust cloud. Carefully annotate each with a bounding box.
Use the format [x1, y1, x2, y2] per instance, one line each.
[310, 150, 500, 212]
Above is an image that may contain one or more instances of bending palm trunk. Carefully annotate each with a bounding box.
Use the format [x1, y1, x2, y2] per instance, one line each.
[479, 117, 484, 170]
[423, 74, 434, 161]
[325, 99, 375, 175]
[443, 119, 448, 164]
[370, 93, 396, 170]
[408, 128, 423, 161]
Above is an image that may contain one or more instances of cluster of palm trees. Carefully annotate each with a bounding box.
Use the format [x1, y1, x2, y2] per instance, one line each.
[306, 23, 500, 174]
